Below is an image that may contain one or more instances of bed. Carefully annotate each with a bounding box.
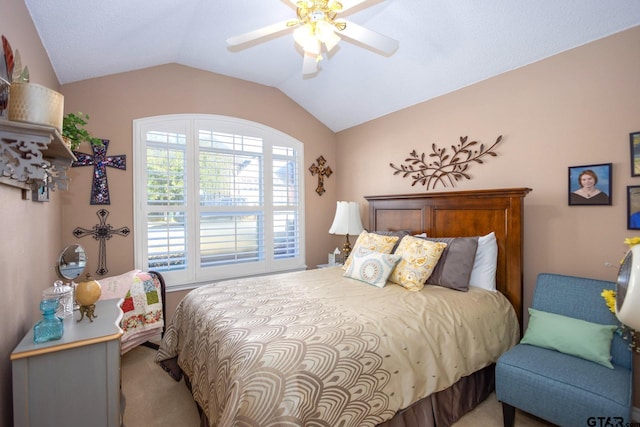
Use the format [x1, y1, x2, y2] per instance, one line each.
[156, 187, 531, 427]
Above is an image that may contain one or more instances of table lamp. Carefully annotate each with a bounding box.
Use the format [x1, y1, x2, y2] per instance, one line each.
[329, 201, 364, 259]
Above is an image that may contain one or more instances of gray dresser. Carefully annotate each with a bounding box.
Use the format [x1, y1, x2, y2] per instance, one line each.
[11, 299, 123, 427]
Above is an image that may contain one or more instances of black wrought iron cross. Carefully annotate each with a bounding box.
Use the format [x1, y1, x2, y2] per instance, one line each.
[73, 209, 130, 276]
[309, 155, 332, 196]
[72, 139, 126, 205]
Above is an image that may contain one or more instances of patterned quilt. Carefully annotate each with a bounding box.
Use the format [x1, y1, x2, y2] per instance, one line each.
[98, 270, 164, 353]
[156, 266, 518, 427]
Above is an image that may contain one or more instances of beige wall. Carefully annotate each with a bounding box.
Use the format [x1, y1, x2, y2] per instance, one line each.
[59, 63, 338, 325]
[0, 0, 64, 425]
[338, 25, 640, 303]
[1, 3, 639, 424]
[336, 25, 640, 406]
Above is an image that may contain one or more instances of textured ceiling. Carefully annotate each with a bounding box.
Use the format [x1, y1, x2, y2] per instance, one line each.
[24, 0, 640, 132]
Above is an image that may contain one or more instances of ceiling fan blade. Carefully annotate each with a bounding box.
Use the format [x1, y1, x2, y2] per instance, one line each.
[338, 20, 398, 55]
[302, 52, 319, 76]
[340, 0, 376, 13]
[226, 20, 293, 47]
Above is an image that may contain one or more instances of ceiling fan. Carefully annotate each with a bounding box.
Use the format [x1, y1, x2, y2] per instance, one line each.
[226, 0, 399, 76]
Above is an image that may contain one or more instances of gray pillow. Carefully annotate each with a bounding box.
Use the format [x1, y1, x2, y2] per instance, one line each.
[421, 236, 479, 291]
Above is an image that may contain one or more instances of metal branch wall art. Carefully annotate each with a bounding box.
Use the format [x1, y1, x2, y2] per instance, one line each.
[390, 135, 502, 190]
[309, 155, 332, 196]
[73, 209, 130, 276]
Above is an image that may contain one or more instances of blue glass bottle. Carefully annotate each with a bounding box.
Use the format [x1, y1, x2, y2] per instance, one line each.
[34, 298, 64, 343]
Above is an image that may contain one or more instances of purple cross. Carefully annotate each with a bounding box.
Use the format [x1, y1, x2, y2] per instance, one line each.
[72, 139, 126, 205]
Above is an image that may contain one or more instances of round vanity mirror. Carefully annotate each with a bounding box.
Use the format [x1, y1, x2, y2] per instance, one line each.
[56, 244, 87, 281]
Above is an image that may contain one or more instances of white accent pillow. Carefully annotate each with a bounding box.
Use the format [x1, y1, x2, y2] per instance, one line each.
[343, 249, 402, 288]
[468, 232, 498, 291]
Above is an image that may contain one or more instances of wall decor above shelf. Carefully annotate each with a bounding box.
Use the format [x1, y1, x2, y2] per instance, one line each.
[0, 120, 76, 192]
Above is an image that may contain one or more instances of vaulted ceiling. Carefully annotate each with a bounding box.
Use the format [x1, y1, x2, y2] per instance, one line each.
[25, 0, 640, 131]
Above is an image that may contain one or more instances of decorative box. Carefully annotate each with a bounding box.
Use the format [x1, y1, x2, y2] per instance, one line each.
[8, 82, 64, 131]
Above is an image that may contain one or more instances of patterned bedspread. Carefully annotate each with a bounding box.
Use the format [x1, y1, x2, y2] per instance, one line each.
[156, 266, 518, 427]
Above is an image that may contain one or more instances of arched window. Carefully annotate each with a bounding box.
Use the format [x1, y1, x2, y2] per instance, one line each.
[133, 115, 305, 290]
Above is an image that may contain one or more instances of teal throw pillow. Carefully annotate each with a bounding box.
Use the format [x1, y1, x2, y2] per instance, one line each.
[521, 308, 617, 369]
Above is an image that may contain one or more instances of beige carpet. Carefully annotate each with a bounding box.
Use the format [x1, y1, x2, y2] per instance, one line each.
[121, 345, 554, 427]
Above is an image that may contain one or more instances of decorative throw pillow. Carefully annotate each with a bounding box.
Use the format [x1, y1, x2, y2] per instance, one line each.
[422, 236, 479, 291]
[521, 308, 617, 369]
[343, 249, 402, 288]
[343, 231, 401, 271]
[390, 235, 447, 291]
[468, 232, 498, 291]
[372, 230, 411, 252]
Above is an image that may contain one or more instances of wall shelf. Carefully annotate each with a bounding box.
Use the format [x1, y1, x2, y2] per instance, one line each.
[0, 119, 76, 191]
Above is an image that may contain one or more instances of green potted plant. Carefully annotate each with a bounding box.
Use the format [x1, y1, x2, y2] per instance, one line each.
[62, 112, 103, 150]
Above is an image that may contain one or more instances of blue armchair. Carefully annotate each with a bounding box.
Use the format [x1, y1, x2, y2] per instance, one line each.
[495, 273, 633, 427]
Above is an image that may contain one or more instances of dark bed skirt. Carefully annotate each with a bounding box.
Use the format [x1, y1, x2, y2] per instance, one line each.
[165, 359, 495, 427]
[378, 364, 495, 427]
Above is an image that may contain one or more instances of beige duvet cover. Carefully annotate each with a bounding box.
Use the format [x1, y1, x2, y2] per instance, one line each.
[156, 266, 519, 427]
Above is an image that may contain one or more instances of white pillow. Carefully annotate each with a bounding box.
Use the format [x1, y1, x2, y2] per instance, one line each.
[468, 232, 498, 291]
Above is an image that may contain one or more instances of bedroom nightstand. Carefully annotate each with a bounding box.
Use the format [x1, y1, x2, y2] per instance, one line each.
[11, 299, 124, 427]
[316, 263, 342, 269]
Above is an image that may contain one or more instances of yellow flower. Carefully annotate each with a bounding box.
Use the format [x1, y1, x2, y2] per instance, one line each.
[601, 289, 616, 314]
[624, 237, 640, 247]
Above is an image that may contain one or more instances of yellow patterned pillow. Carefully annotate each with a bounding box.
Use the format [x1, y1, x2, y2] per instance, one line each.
[343, 231, 400, 271]
[390, 236, 447, 291]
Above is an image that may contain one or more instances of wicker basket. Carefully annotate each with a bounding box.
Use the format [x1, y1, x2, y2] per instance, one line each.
[8, 82, 64, 131]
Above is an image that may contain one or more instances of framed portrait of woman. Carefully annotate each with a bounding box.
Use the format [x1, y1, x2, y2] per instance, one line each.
[568, 163, 612, 206]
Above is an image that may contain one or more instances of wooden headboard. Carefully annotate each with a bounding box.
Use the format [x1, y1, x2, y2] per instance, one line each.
[365, 187, 531, 328]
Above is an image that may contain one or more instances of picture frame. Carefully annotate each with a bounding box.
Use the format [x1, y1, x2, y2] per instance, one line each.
[568, 163, 612, 206]
[630, 132, 640, 177]
[628, 186, 640, 229]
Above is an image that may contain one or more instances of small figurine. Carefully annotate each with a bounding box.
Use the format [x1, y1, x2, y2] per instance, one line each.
[75, 274, 102, 322]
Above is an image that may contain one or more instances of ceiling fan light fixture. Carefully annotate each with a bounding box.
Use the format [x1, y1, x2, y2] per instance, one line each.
[323, 31, 341, 52]
[293, 25, 318, 51]
[294, 17, 341, 59]
[315, 20, 336, 42]
[333, 19, 347, 32]
[226, 0, 398, 76]
[310, 10, 326, 22]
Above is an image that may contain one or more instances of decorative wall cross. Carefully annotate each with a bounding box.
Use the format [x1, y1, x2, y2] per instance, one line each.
[72, 139, 126, 204]
[73, 209, 130, 276]
[309, 155, 332, 196]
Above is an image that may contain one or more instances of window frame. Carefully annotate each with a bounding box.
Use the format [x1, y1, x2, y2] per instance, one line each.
[133, 114, 306, 290]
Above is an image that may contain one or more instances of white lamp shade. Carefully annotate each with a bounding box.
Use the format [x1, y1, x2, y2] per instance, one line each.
[329, 201, 364, 236]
